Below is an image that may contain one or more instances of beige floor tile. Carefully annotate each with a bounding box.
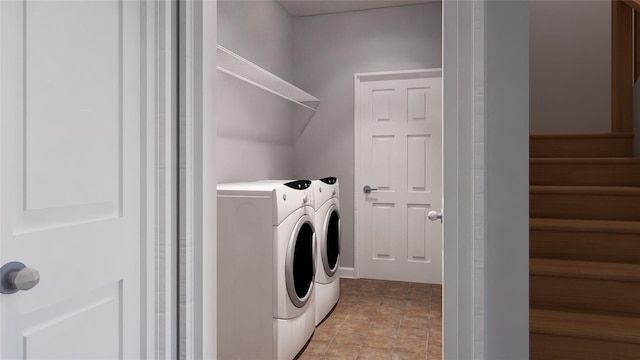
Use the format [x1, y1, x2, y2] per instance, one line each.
[346, 310, 376, 322]
[391, 351, 427, 360]
[394, 336, 428, 354]
[405, 299, 429, 308]
[303, 340, 330, 356]
[327, 309, 350, 322]
[368, 322, 400, 338]
[400, 315, 429, 329]
[357, 347, 393, 360]
[341, 318, 373, 332]
[323, 343, 360, 360]
[362, 334, 396, 351]
[397, 327, 428, 341]
[313, 328, 338, 342]
[353, 302, 381, 313]
[382, 290, 409, 300]
[300, 279, 441, 360]
[331, 329, 368, 347]
[403, 307, 429, 319]
[297, 352, 322, 360]
[426, 348, 441, 360]
[373, 312, 403, 326]
[379, 298, 407, 309]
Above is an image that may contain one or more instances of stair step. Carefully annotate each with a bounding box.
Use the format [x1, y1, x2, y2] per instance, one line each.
[531, 275, 640, 314]
[531, 333, 640, 360]
[530, 307, 640, 344]
[530, 157, 640, 186]
[530, 259, 640, 313]
[530, 132, 633, 158]
[530, 185, 640, 221]
[530, 218, 640, 263]
[530, 258, 640, 282]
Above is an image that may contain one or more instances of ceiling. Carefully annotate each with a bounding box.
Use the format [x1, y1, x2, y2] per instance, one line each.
[276, 0, 437, 17]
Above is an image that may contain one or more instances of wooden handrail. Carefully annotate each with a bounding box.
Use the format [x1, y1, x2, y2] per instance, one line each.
[612, 0, 634, 132]
[623, 0, 640, 13]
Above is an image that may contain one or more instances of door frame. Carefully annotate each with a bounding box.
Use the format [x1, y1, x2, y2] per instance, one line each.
[178, 1, 217, 359]
[186, 0, 493, 358]
[442, 0, 486, 359]
[144, 1, 179, 359]
[353, 68, 443, 281]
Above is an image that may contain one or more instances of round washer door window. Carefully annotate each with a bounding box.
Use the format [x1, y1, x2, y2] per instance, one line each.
[322, 207, 340, 277]
[286, 216, 315, 308]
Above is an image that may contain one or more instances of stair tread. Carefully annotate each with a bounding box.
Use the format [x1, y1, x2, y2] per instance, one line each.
[530, 218, 640, 233]
[530, 132, 633, 139]
[530, 157, 640, 164]
[530, 307, 640, 343]
[530, 185, 640, 194]
[530, 258, 640, 281]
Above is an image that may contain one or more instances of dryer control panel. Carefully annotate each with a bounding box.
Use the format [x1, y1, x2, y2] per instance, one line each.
[284, 180, 312, 190]
[273, 181, 315, 225]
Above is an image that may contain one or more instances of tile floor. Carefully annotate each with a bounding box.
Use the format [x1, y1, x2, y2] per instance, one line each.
[298, 278, 442, 360]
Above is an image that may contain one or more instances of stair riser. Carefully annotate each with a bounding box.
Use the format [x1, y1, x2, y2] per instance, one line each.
[530, 229, 640, 263]
[530, 193, 640, 221]
[530, 163, 640, 186]
[530, 136, 633, 158]
[531, 333, 640, 360]
[530, 275, 640, 314]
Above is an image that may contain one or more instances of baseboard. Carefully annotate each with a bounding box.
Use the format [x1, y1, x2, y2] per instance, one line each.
[339, 267, 356, 279]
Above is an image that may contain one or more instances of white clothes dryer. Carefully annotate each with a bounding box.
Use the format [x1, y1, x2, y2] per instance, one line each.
[217, 180, 316, 360]
[312, 177, 340, 325]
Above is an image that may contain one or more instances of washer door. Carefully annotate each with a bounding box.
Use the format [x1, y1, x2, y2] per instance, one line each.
[322, 205, 340, 277]
[286, 215, 315, 308]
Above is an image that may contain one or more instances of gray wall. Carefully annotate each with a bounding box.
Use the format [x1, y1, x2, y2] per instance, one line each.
[292, 3, 442, 268]
[218, 0, 293, 81]
[217, 0, 296, 183]
[486, 0, 530, 357]
[530, 0, 611, 134]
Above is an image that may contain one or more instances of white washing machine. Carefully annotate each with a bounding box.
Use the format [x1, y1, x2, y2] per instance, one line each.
[217, 180, 316, 360]
[312, 177, 340, 325]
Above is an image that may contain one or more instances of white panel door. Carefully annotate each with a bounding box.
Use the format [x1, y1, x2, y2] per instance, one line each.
[358, 74, 442, 284]
[1, 1, 145, 358]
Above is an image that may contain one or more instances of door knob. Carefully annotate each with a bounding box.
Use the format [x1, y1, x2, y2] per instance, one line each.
[363, 185, 378, 194]
[0, 262, 40, 294]
[428, 210, 443, 223]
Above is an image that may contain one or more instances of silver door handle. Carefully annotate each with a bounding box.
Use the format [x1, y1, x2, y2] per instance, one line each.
[0, 262, 40, 294]
[363, 185, 378, 194]
[428, 210, 443, 223]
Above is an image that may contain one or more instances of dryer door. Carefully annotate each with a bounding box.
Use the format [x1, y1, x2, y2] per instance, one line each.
[286, 215, 315, 308]
[322, 205, 340, 277]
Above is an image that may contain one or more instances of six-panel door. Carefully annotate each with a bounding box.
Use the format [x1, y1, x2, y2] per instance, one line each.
[0, 1, 145, 358]
[358, 74, 443, 284]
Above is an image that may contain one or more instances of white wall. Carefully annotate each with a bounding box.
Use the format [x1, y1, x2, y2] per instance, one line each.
[217, 0, 296, 183]
[292, 3, 442, 268]
[530, 0, 611, 134]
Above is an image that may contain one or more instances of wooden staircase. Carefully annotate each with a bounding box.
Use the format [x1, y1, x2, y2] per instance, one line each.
[530, 132, 640, 360]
